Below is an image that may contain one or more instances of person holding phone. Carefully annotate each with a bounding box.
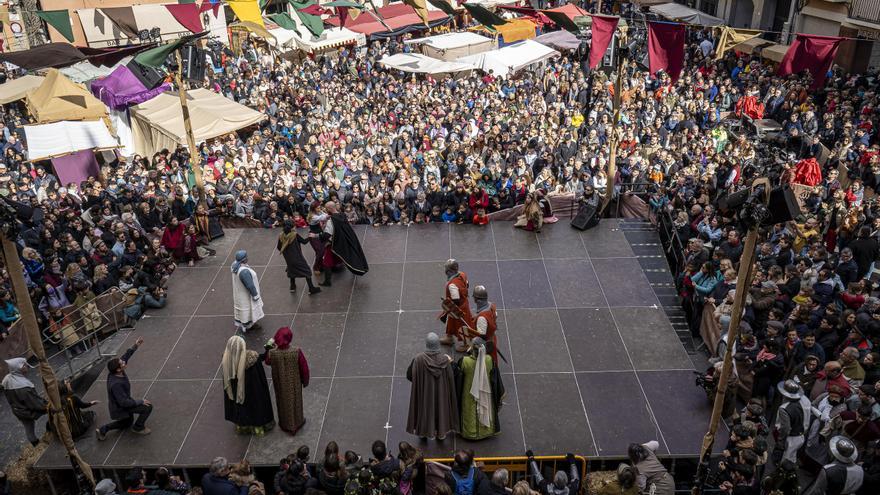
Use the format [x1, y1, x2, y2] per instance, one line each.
[96, 337, 152, 440]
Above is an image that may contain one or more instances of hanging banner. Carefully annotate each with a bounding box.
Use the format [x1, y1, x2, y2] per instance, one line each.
[648, 21, 685, 82]
[778, 34, 843, 89]
[589, 15, 619, 69]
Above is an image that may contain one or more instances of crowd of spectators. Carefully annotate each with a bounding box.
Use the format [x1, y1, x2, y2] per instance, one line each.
[1, 0, 880, 492]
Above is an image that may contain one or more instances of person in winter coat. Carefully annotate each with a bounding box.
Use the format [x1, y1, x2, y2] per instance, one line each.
[628, 441, 674, 495]
[1, 358, 48, 446]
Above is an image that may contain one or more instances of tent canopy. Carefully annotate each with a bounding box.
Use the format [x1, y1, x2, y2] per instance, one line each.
[544, 4, 588, 21]
[25, 69, 108, 124]
[733, 36, 773, 54]
[534, 29, 581, 51]
[0, 75, 45, 105]
[457, 39, 559, 78]
[379, 53, 475, 74]
[405, 32, 494, 60]
[129, 88, 266, 156]
[649, 3, 724, 26]
[266, 14, 364, 53]
[91, 65, 171, 110]
[24, 120, 118, 161]
[325, 4, 449, 37]
[761, 43, 791, 63]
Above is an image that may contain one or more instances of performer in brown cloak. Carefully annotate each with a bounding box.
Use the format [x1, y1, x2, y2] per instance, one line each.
[406, 332, 460, 440]
[265, 326, 310, 434]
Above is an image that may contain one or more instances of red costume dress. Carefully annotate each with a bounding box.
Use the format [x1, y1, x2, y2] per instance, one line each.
[444, 272, 472, 341]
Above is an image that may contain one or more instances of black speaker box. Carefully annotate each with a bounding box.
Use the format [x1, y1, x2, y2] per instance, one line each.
[571, 203, 598, 231]
[126, 59, 166, 89]
[767, 184, 802, 225]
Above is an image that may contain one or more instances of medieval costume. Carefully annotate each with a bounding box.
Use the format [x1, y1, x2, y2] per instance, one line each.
[514, 193, 543, 232]
[59, 379, 96, 439]
[472, 286, 499, 364]
[318, 203, 369, 287]
[160, 219, 186, 260]
[222, 335, 275, 435]
[231, 250, 264, 333]
[773, 380, 809, 466]
[455, 338, 503, 441]
[277, 221, 321, 295]
[2, 358, 47, 446]
[803, 436, 864, 495]
[440, 259, 472, 352]
[406, 332, 460, 439]
[265, 327, 310, 434]
[192, 204, 224, 245]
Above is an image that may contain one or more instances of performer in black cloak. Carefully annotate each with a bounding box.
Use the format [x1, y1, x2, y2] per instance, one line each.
[318, 201, 369, 287]
[277, 221, 321, 295]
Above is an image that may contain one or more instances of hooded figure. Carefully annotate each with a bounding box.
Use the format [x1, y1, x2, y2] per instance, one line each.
[406, 332, 460, 439]
[221, 335, 275, 434]
[265, 326, 310, 434]
[231, 250, 264, 333]
[1, 358, 47, 446]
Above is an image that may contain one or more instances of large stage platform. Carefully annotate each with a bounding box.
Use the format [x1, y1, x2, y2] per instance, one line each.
[37, 220, 712, 470]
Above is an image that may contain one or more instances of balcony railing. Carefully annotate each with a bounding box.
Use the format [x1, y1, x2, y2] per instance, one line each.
[851, 0, 880, 24]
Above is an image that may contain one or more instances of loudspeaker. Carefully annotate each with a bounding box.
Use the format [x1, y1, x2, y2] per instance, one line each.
[181, 45, 207, 82]
[718, 188, 750, 213]
[571, 203, 598, 231]
[766, 184, 801, 225]
[126, 59, 166, 89]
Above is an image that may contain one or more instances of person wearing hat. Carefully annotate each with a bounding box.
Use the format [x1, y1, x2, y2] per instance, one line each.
[802, 436, 863, 495]
[231, 250, 264, 334]
[440, 259, 473, 353]
[1, 357, 48, 447]
[472, 285, 499, 365]
[773, 380, 809, 465]
[405, 332, 459, 440]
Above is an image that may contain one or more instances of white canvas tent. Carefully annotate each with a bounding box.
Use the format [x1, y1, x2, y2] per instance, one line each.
[129, 88, 266, 156]
[380, 53, 475, 75]
[0, 75, 45, 105]
[24, 120, 118, 161]
[268, 11, 364, 53]
[405, 32, 494, 61]
[457, 39, 559, 78]
[649, 3, 724, 26]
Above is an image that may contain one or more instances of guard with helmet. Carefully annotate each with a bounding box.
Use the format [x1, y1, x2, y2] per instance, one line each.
[773, 380, 808, 465]
[803, 436, 863, 495]
[439, 259, 472, 352]
[472, 285, 499, 365]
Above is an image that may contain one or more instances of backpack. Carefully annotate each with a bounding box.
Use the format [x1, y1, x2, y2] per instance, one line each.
[450, 467, 474, 495]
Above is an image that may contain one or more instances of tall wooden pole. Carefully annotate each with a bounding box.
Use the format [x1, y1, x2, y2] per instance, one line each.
[692, 227, 759, 494]
[602, 29, 626, 212]
[1, 235, 94, 487]
[175, 49, 207, 207]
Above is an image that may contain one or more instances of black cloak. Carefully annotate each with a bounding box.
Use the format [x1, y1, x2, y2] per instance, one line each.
[330, 214, 369, 276]
[224, 359, 275, 428]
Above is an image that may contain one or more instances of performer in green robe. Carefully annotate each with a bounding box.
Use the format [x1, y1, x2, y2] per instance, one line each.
[456, 337, 503, 441]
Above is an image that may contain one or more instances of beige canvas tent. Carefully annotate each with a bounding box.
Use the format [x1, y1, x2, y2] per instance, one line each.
[0, 75, 45, 105]
[129, 88, 266, 156]
[405, 32, 495, 61]
[25, 69, 107, 123]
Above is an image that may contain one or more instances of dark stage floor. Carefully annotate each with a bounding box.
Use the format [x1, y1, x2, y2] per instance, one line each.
[37, 220, 712, 470]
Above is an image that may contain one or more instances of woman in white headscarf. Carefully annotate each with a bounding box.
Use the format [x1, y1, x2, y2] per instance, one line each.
[456, 337, 503, 440]
[221, 335, 275, 435]
[2, 358, 48, 446]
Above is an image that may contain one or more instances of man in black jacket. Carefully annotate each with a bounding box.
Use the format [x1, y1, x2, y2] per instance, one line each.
[96, 337, 152, 440]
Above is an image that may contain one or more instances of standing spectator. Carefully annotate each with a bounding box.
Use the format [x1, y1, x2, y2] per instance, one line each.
[1, 357, 47, 446]
[444, 450, 489, 495]
[96, 337, 152, 440]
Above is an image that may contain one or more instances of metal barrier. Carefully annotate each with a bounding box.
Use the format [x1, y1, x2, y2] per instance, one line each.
[425, 455, 588, 492]
[40, 288, 129, 381]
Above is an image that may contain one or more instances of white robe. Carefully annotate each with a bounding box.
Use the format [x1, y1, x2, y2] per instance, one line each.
[232, 265, 264, 325]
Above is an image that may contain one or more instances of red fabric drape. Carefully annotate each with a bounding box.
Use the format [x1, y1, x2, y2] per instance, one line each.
[734, 95, 765, 119]
[778, 34, 843, 90]
[589, 15, 619, 69]
[165, 4, 204, 34]
[199, 0, 221, 16]
[648, 22, 685, 82]
[794, 157, 823, 187]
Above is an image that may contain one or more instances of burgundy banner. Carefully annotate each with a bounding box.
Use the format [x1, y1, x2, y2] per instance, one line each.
[165, 3, 204, 34]
[589, 15, 619, 69]
[648, 22, 685, 82]
[778, 34, 843, 89]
